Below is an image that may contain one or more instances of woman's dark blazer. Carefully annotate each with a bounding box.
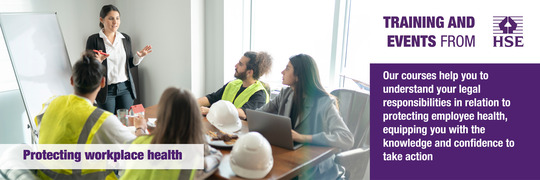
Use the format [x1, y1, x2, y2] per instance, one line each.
[86, 32, 137, 104]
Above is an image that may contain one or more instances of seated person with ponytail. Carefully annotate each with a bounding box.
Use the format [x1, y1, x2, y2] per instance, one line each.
[35, 50, 147, 179]
[198, 51, 272, 119]
[121, 87, 223, 179]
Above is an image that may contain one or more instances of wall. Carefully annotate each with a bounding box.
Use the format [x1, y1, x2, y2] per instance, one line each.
[190, 0, 205, 98]
[204, 0, 246, 95]
[204, 0, 225, 94]
[116, 0, 204, 105]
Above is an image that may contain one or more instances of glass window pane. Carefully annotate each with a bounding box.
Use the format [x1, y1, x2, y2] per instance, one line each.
[251, 0, 335, 89]
[342, 1, 370, 91]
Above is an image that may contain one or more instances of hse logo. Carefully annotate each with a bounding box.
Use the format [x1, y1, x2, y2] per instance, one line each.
[493, 16, 523, 47]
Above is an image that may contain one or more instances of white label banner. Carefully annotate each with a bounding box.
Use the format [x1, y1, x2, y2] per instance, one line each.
[0, 144, 204, 169]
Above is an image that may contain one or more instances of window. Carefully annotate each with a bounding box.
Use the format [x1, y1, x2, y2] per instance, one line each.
[340, 0, 370, 91]
[250, 0, 336, 90]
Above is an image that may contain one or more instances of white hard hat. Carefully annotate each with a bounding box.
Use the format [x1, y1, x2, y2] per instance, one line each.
[207, 100, 242, 134]
[230, 132, 273, 179]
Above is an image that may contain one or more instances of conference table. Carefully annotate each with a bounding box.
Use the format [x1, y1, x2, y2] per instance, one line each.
[144, 105, 337, 179]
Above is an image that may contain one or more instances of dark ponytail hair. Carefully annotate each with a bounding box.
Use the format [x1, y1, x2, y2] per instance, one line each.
[289, 54, 329, 120]
[72, 50, 106, 94]
[99, 4, 120, 29]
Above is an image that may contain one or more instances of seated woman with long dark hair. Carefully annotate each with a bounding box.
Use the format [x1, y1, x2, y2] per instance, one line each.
[120, 87, 222, 179]
[258, 54, 354, 179]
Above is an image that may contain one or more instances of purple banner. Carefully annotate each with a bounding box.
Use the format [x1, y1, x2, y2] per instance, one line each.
[371, 64, 540, 179]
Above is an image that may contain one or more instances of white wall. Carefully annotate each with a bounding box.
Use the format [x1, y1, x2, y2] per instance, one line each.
[190, 0, 205, 98]
[204, 0, 246, 95]
[204, 0, 225, 94]
[115, 0, 205, 105]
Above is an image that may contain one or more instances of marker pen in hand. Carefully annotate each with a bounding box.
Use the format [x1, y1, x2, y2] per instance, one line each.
[93, 49, 109, 56]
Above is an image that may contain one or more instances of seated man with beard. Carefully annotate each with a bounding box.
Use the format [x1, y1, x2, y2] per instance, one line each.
[198, 51, 272, 119]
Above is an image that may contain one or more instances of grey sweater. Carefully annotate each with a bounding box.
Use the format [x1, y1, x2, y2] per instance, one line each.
[258, 87, 354, 150]
[258, 87, 354, 178]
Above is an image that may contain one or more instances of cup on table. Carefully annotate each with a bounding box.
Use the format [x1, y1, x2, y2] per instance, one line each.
[117, 109, 129, 126]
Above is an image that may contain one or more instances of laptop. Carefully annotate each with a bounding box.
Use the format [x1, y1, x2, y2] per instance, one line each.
[246, 109, 303, 150]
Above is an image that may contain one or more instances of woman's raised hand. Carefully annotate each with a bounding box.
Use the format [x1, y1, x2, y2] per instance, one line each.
[137, 45, 153, 57]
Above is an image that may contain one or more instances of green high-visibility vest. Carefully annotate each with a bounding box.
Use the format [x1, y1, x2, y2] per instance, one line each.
[36, 95, 116, 180]
[222, 79, 269, 108]
[120, 136, 197, 180]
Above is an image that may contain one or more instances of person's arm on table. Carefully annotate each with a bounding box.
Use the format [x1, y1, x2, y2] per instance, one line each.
[198, 97, 211, 115]
[195, 145, 223, 179]
[133, 115, 148, 136]
[238, 108, 246, 120]
[93, 115, 147, 144]
[198, 84, 228, 115]
[292, 130, 313, 143]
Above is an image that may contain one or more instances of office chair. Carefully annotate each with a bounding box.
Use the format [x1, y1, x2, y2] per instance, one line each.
[331, 89, 370, 180]
[260, 81, 271, 95]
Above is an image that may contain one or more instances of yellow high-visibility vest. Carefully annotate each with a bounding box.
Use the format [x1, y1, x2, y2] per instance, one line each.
[120, 136, 196, 180]
[222, 79, 269, 108]
[36, 95, 116, 180]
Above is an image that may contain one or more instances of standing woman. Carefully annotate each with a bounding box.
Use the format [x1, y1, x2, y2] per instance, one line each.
[257, 54, 354, 179]
[86, 4, 152, 113]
